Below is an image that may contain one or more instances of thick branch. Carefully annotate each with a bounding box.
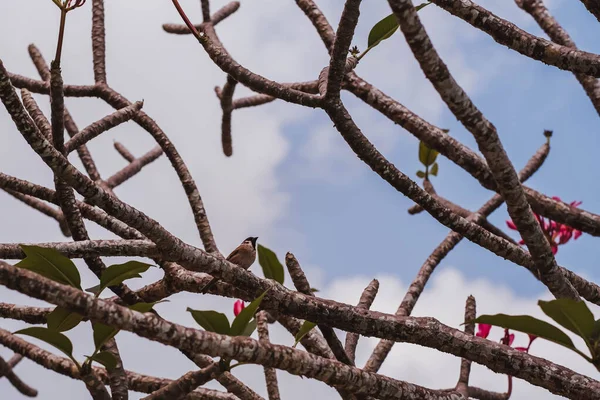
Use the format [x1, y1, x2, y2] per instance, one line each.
[517, 0, 600, 116]
[428, 0, 600, 77]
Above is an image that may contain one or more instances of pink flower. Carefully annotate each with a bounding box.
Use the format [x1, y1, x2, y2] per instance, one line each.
[506, 197, 582, 254]
[233, 300, 245, 317]
[500, 329, 515, 346]
[528, 334, 537, 343]
[476, 323, 492, 338]
[514, 346, 528, 352]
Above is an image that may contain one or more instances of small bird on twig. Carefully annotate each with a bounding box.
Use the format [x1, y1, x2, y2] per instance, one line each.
[200, 237, 258, 294]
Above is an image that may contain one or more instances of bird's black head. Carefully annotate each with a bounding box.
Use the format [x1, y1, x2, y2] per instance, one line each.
[244, 237, 259, 248]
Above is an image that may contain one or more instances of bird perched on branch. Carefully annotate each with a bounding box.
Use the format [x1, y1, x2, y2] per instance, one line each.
[200, 236, 258, 294]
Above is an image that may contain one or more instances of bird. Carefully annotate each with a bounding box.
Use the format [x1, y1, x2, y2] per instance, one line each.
[200, 236, 258, 294]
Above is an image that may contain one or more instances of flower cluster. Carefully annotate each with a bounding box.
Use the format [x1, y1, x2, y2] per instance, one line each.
[476, 324, 537, 353]
[233, 299, 245, 316]
[506, 197, 582, 254]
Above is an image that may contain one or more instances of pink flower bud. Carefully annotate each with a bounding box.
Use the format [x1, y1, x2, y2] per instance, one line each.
[506, 220, 517, 230]
[233, 300, 245, 317]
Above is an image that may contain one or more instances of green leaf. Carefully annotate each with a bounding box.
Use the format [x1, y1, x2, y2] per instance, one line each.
[85, 285, 101, 295]
[16, 245, 81, 289]
[310, 287, 319, 293]
[87, 351, 118, 371]
[99, 261, 153, 294]
[47, 307, 83, 332]
[129, 300, 167, 314]
[416, 170, 426, 178]
[591, 319, 600, 342]
[415, 2, 432, 12]
[538, 299, 595, 345]
[92, 322, 119, 350]
[293, 321, 317, 348]
[187, 309, 231, 335]
[367, 3, 430, 48]
[241, 318, 257, 337]
[367, 14, 399, 48]
[257, 245, 285, 285]
[15, 327, 74, 359]
[472, 314, 579, 353]
[419, 141, 439, 167]
[430, 163, 439, 176]
[231, 291, 268, 336]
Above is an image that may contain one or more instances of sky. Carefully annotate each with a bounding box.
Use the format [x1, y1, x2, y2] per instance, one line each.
[1, 0, 600, 398]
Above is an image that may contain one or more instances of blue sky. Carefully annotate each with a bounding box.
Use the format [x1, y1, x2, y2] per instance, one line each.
[269, 0, 600, 296]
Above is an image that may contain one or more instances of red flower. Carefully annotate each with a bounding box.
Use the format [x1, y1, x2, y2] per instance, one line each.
[476, 323, 492, 338]
[514, 346, 528, 352]
[500, 329, 515, 346]
[506, 197, 582, 254]
[528, 334, 537, 344]
[233, 300, 245, 317]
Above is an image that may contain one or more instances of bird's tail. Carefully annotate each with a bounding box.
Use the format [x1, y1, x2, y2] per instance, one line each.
[200, 277, 218, 294]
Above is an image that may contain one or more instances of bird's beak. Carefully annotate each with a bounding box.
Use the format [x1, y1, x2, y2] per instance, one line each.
[251, 237, 258, 247]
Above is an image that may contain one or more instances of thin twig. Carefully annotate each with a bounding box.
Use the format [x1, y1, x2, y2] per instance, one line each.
[345, 279, 379, 364]
[455, 295, 476, 397]
[0, 354, 37, 397]
[285, 252, 354, 366]
[257, 311, 281, 400]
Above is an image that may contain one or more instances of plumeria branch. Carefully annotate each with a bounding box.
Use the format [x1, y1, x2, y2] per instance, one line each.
[5, 263, 600, 399]
[387, 0, 579, 300]
[0, 354, 37, 397]
[0, 328, 236, 399]
[428, 0, 600, 77]
[364, 138, 551, 373]
[257, 311, 281, 400]
[515, 0, 600, 116]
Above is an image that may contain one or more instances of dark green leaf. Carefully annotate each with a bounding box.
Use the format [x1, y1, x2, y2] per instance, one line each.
[430, 163, 439, 176]
[293, 321, 317, 348]
[47, 307, 83, 332]
[241, 318, 257, 337]
[367, 14, 398, 48]
[419, 141, 438, 167]
[310, 288, 319, 293]
[16, 245, 81, 289]
[15, 327, 74, 359]
[231, 291, 268, 336]
[129, 300, 167, 314]
[187, 309, 231, 335]
[99, 261, 153, 293]
[92, 322, 119, 350]
[538, 299, 595, 344]
[592, 319, 600, 342]
[257, 245, 285, 284]
[367, 3, 430, 49]
[415, 2, 432, 12]
[472, 314, 577, 352]
[85, 285, 101, 295]
[416, 170, 426, 179]
[87, 351, 118, 371]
